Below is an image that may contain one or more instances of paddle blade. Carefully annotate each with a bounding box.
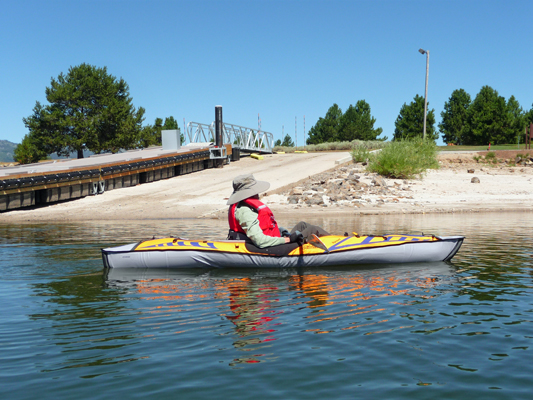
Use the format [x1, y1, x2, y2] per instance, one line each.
[308, 234, 329, 253]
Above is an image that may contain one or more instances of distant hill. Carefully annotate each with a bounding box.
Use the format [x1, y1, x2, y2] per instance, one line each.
[0, 140, 18, 163]
[0, 140, 97, 163]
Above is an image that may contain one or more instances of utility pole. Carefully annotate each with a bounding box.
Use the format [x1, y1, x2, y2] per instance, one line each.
[419, 48, 430, 139]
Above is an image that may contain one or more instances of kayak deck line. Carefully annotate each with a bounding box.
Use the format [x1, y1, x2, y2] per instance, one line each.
[131, 234, 441, 254]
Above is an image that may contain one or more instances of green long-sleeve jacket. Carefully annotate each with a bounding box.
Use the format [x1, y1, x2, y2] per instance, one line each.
[235, 205, 286, 248]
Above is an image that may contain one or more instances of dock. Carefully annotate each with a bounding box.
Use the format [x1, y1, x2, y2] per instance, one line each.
[0, 144, 234, 212]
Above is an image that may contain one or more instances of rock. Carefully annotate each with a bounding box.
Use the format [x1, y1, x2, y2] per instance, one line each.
[287, 195, 300, 204]
[327, 187, 341, 198]
[471, 177, 480, 183]
[372, 176, 387, 187]
[290, 187, 304, 196]
[343, 181, 357, 190]
[327, 179, 344, 188]
[467, 169, 475, 173]
[305, 195, 324, 206]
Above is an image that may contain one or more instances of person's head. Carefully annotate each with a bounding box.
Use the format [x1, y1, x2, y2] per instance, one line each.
[227, 174, 270, 205]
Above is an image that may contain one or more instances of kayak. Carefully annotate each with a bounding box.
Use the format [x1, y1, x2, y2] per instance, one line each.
[101, 234, 464, 269]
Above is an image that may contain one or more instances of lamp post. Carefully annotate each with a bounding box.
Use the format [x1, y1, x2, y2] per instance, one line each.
[419, 48, 429, 139]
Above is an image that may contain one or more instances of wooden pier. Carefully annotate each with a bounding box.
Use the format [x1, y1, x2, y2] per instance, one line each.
[0, 144, 233, 212]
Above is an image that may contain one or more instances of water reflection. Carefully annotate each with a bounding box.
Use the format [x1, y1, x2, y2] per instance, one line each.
[103, 262, 457, 366]
[222, 277, 281, 365]
[29, 272, 143, 374]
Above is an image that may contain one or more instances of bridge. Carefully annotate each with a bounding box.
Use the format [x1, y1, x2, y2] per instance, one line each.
[186, 121, 274, 154]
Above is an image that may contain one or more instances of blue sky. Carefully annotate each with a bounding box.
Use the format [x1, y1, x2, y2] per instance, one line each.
[2, 0, 532, 146]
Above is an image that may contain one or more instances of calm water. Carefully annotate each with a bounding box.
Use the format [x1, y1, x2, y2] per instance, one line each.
[1, 213, 532, 399]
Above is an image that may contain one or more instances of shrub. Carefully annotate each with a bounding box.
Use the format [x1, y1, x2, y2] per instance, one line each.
[367, 138, 439, 179]
[273, 140, 389, 153]
[351, 145, 371, 163]
[482, 152, 499, 164]
[484, 151, 496, 160]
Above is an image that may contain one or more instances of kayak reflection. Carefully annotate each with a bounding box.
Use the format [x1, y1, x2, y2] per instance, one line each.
[105, 262, 456, 365]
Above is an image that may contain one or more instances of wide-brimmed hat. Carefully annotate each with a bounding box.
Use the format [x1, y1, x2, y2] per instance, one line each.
[227, 174, 270, 205]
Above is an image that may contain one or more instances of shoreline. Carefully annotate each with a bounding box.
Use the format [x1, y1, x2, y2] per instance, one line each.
[1, 151, 532, 223]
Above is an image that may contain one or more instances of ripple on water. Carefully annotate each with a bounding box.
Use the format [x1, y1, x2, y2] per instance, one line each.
[0, 213, 532, 399]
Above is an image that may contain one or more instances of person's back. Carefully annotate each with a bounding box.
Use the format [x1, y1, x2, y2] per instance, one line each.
[226, 175, 287, 248]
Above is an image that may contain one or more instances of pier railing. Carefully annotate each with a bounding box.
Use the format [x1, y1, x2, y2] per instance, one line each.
[187, 122, 273, 153]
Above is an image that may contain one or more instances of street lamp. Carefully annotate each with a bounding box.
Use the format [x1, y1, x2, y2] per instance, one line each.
[419, 48, 429, 139]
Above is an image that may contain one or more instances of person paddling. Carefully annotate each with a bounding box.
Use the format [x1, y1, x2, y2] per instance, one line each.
[227, 174, 330, 248]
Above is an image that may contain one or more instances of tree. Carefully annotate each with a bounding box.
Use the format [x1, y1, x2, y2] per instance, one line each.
[13, 134, 48, 164]
[337, 100, 383, 141]
[274, 139, 282, 146]
[307, 104, 343, 144]
[525, 104, 533, 143]
[506, 95, 525, 144]
[139, 118, 163, 148]
[465, 86, 509, 145]
[394, 95, 437, 141]
[23, 63, 146, 159]
[281, 134, 295, 147]
[439, 89, 471, 145]
[526, 104, 533, 126]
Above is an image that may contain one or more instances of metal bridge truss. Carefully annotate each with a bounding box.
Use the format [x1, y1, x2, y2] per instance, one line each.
[187, 122, 274, 154]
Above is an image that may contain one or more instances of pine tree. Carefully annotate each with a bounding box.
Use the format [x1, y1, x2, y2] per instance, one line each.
[23, 64, 146, 159]
[393, 95, 437, 141]
[439, 89, 471, 145]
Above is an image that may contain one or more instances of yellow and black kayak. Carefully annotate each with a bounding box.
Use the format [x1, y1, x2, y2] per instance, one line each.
[101, 234, 464, 269]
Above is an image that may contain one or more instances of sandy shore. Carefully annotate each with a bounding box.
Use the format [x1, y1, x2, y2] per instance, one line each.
[1, 151, 532, 223]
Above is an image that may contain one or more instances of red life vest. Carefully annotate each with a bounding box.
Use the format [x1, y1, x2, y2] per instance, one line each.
[228, 198, 281, 237]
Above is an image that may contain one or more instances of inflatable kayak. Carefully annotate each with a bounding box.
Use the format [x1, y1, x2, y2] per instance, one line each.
[101, 233, 464, 269]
